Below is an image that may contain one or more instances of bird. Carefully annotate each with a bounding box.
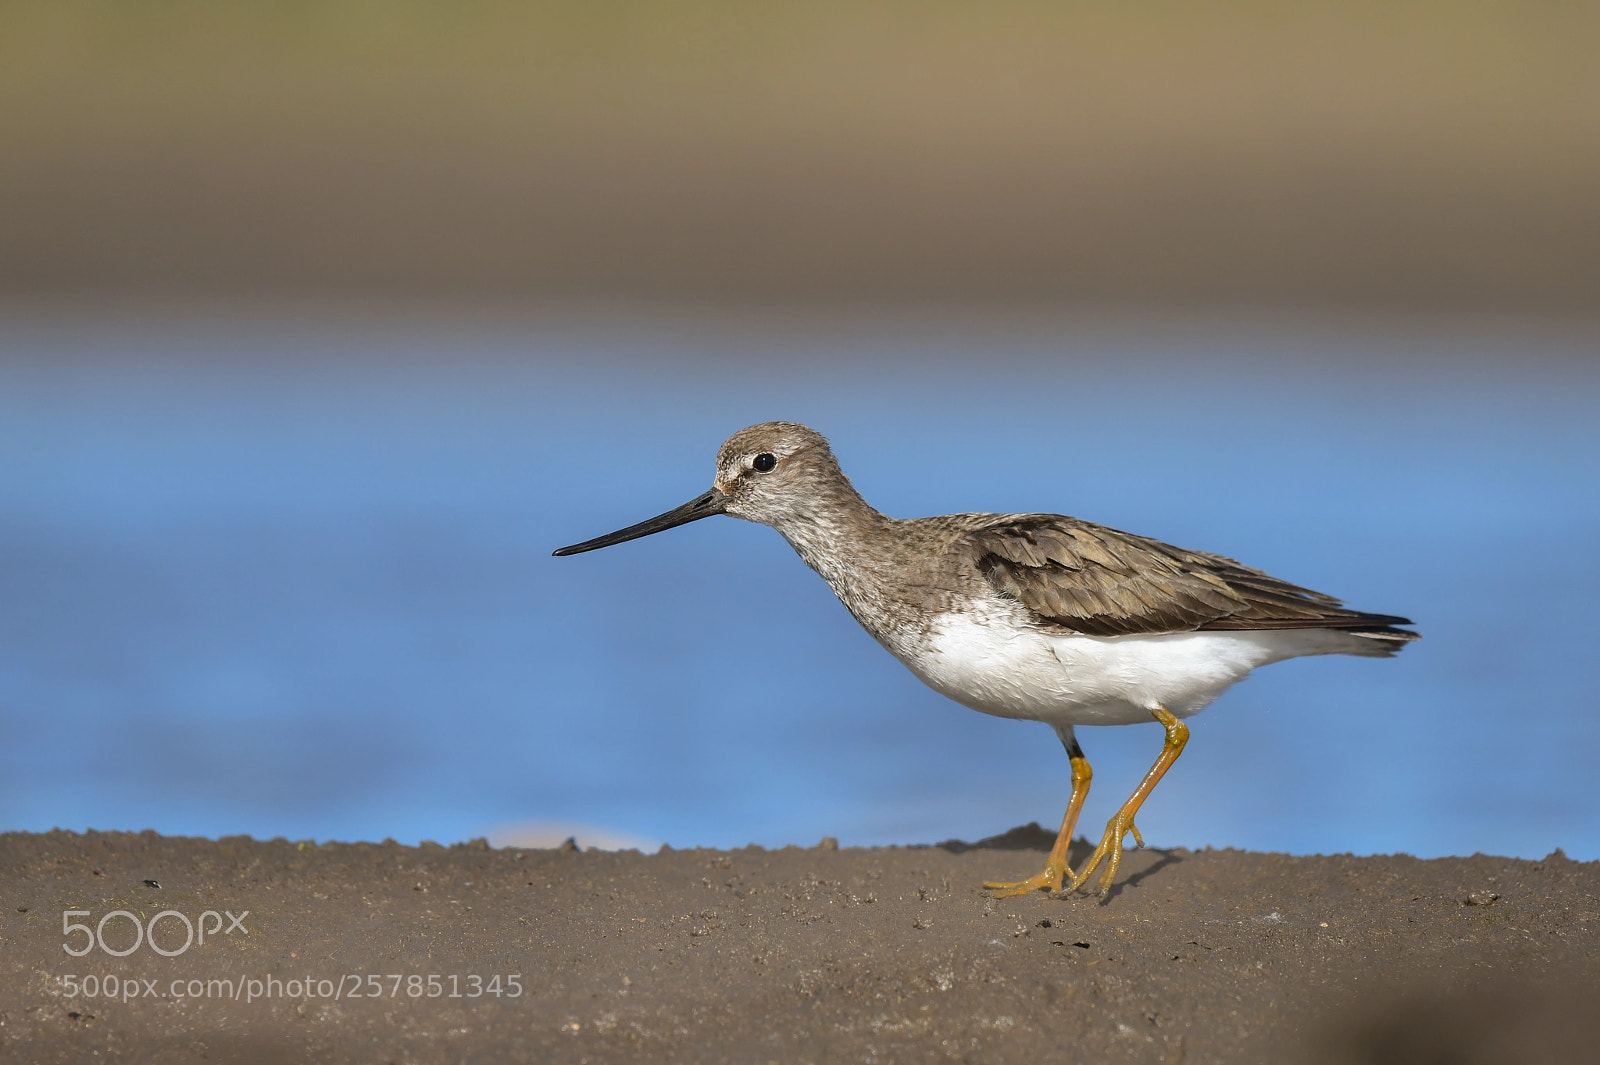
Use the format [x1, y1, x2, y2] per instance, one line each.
[553, 422, 1418, 897]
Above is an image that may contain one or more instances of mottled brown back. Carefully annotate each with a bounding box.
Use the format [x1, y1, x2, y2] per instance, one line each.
[969, 515, 1415, 638]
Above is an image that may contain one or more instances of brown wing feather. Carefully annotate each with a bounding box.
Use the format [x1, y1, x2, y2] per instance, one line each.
[970, 515, 1413, 638]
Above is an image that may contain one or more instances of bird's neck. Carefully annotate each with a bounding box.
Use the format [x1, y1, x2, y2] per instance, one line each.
[770, 486, 902, 625]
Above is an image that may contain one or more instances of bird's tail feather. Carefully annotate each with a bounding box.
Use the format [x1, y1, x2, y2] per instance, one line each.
[1344, 625, 1421, 658]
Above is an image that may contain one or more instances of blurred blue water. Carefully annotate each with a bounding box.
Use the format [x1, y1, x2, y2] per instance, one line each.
[1, 310, 1596, 859]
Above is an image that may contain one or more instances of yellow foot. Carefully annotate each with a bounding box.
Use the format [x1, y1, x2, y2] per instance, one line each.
[984, 859, 1074, 899]
[1062, 814, 1144, 896]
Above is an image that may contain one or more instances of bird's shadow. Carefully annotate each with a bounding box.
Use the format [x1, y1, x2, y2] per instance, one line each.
[1100, 848, 1183, 901]
[930, 821, 1186, 900]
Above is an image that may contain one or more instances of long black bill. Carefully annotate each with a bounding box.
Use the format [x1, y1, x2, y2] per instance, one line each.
[552, 488, 729, 556]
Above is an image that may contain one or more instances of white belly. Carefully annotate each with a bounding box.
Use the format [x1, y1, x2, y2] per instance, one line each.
[893, 606, 1362, 727]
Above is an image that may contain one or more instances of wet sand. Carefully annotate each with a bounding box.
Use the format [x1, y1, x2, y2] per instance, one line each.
[3, 827, 1596, 1064]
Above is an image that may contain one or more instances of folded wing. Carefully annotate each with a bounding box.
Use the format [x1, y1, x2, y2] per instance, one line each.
[970, 516, 1414, 638]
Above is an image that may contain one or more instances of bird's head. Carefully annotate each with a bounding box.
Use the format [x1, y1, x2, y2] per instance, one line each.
[552, 421, 847, 556]
[711, 421, 841, 528]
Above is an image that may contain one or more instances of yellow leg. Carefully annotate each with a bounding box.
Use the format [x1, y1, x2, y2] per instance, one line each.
[1063, 706, 1188, 896]
[984, 752, 1093, 897]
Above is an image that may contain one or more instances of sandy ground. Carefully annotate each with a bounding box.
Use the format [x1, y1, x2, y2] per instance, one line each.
[2, 827, 1596, 1064]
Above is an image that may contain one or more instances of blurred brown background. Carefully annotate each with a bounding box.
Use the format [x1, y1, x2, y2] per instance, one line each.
[3, 1, 1597, 313]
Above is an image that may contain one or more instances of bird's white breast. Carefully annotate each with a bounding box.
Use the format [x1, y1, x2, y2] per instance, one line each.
[891, 601, 1360, 727]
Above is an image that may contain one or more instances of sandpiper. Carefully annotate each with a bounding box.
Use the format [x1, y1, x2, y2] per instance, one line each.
[554, 422, 1418, 897]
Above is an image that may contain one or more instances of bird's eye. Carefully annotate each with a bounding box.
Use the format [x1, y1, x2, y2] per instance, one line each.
[752, 452, 777, 473]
